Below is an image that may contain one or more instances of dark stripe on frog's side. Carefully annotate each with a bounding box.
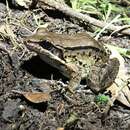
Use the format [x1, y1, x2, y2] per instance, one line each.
[27, 41, 64, 59]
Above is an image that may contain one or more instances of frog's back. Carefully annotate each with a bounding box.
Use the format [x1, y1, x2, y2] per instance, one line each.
[56, 32, 103, 50]
[27, 28, 104, 51]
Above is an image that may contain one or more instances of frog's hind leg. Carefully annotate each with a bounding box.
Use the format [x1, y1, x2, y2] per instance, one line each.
[87, 58, 119, 93]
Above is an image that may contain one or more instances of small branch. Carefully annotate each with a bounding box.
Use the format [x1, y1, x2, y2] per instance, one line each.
[39, 0, 130, 35]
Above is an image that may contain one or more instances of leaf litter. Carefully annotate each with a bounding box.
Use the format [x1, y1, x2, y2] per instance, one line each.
[0, 1, 130, 130]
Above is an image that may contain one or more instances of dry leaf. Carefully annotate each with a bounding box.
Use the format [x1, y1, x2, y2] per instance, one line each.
[117, 91, 130, 107]
[57, 128, 64, 130]
[14, 0, 37, 8]
[106, 45, 130, 107]
[12, 90, 51, 103]
[23, 92, 51, 103]
[14, 0, 32, 8]
[107, 83, 130, 107]
[0, 24, 7, 35]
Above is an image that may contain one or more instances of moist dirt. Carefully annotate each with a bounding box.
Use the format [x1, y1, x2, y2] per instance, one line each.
[0, 2, 130, 130]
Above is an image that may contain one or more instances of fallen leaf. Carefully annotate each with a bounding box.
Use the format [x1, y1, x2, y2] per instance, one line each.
[14, 0, 37, 8]
[107, 83, 130, 107]
[12, 90, 51, 103]
[0, 24, 7, 35]
[117, 91, 130, 107]
[14, 0, 31, 8]
[106, 45, 130, 107]
[57, 128, 64, 130]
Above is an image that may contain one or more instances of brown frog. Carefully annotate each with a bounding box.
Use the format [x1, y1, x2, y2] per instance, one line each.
[24, 28, 119, 93]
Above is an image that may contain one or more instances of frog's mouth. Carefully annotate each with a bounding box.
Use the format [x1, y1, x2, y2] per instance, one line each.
[21, 55, 68, 81]
[26, 40, 64, 59]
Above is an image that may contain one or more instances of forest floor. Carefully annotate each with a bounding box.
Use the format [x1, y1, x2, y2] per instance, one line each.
[0, 1, 130, 130]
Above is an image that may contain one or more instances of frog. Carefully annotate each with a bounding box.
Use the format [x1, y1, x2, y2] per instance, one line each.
[24, 28, 119, 93]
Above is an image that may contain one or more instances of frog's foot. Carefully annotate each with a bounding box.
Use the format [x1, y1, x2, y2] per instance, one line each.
[87, 58, 120, 93]
[66, 63, 82, 93]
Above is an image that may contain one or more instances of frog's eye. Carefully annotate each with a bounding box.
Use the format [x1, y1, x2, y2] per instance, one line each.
[40, 41, 53, 50]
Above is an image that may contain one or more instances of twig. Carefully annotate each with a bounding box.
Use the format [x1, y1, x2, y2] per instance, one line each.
[109, 25, 130, 38]
[39, 0, 130, 35]
[95, 15, 121, 40]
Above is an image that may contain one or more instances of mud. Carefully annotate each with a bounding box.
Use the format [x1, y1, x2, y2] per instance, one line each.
[0, 2, 130, 130]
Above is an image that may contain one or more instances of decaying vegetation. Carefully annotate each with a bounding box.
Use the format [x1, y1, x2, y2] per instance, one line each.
[0, 0, 130, 130]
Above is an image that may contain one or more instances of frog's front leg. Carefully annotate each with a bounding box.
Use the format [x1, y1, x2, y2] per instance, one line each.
[61, 63, 82, 93]
[25, 42, 82, 92]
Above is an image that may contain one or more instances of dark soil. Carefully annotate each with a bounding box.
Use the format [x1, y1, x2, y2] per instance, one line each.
[0, 2, 130, 130]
